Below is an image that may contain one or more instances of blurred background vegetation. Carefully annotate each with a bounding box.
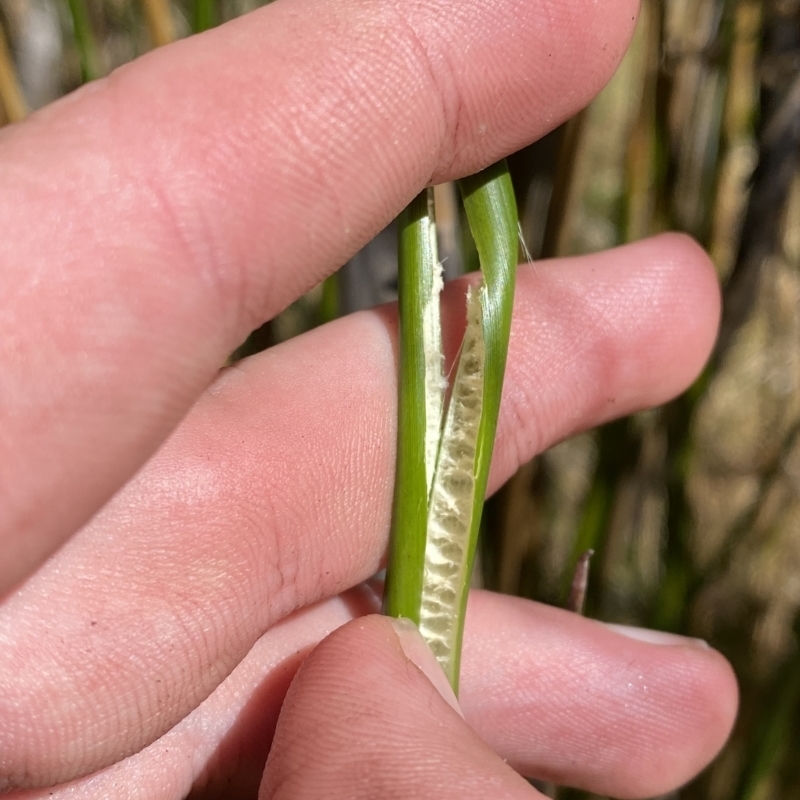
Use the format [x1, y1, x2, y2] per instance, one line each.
[2, 0, 799, 798]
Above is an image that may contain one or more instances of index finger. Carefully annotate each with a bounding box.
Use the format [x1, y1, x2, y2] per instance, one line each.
[0, 0, 638, 591]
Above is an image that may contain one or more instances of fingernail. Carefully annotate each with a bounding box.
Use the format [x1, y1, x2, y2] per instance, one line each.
[390, 617, 464, 717]
[604, 622, 710, 649]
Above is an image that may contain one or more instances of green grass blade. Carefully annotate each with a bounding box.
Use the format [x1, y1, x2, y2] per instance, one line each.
[319, 273, 339, 325]
[384, 188, 443, 624]
[192, 0, 217, 33]
[448, 160, 517, 687]
[66, 0, 102, 82]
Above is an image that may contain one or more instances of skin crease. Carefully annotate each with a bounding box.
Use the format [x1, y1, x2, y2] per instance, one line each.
[0, 0, 738, 795]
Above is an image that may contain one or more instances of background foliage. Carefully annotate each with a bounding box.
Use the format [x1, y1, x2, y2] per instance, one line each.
[2, 0, 799, 798]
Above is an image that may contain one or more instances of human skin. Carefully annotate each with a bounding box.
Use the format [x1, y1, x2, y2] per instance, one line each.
[0, 0, 737, 796]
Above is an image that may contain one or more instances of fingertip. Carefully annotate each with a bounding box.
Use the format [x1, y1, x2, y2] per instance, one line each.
[261, 615, 531, 800]
[597, 620, 739, 798]
[638, 232, 722, 402]
[649, 231, 722, 355]
[460, 593, 739, 799]
[669, 642, 739, 792]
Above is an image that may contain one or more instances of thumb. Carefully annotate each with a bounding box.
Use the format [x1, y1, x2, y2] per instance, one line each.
[259, 614, 536, 799]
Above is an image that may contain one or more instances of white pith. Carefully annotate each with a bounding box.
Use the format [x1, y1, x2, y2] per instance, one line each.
[418, 285, 485, 667]
[422, 211, 445, 493]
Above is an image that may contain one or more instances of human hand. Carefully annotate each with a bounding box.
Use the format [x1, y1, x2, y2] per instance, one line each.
[0, 0, 737, 795]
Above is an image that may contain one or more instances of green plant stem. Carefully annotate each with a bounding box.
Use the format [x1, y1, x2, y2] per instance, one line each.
[319, 273, 340, 325]
[449, 161, 517, 684]
[192, 0, 217, 33]
[385, 162, 517, 692]
[66, 0, 102, 82]
[384, 189, 438, 626]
